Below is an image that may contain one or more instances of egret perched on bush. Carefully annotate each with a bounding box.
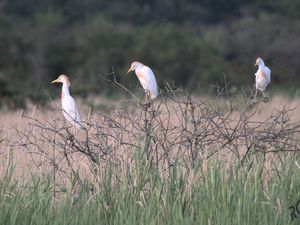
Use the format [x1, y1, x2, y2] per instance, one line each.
[127, 61, 158, 101]
[51, 74, 83, 129]
[254, 57, 271, 101]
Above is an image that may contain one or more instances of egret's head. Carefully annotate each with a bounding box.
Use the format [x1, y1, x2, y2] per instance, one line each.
[255, 57, 264, 66]
[51, 74, 71, 86]
[127, 61, 143, 74]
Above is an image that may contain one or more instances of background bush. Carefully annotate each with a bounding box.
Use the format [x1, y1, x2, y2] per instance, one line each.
[0, 0, 300, 107]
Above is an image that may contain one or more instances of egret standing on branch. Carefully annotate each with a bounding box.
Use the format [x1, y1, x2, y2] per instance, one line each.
[254, 57, 271, 101]
[127, 61, 158, 102]
[51, 74, 83, 129]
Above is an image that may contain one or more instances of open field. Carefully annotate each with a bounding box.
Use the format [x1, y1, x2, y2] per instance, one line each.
[0, 92, 300, 224]
[1, 1, 300, 224]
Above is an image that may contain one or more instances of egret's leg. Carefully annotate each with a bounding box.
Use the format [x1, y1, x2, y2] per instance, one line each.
[262, 91, 269, 102]
[253, 88, 258, 101]
[145, 90, 152, 103]
[144, 93, 148, 103]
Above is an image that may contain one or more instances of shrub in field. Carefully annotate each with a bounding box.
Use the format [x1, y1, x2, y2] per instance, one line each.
[14, 86, 300, 187]
[0, 87, 299, 224]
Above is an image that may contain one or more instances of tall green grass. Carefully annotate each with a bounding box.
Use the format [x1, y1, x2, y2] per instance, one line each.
[1, 150, 300, 225]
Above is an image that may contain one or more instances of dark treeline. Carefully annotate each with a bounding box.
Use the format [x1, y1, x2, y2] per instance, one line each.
[0, 0, 300, 107]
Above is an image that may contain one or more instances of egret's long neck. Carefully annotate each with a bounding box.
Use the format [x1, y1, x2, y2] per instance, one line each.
[135, 64, 143, 74]
[61, 82, 70, 99]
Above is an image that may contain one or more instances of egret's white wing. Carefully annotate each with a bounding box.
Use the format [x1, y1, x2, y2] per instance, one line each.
[264, 66, 271, 84]
[255, 69, 260, 85]
[255, 67, 271, 91]
[62, 95, 83, 129]
[141, 66, 158, 99]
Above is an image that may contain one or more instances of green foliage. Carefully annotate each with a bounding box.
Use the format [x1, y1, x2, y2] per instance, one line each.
[0, 1, 299, 107]
[0, 151, 300, 224]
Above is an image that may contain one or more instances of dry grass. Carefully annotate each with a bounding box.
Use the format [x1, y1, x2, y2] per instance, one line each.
[0, 87, 299, 225]
[0, 90, 300, 188]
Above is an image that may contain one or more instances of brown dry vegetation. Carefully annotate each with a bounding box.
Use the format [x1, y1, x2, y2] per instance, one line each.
[0, 89, 300, 192]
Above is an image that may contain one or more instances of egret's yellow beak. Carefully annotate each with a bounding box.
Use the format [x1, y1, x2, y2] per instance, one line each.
[254, 62, 257, 66]
[127, 67, 133, 74]
[51, 79, 59, 84]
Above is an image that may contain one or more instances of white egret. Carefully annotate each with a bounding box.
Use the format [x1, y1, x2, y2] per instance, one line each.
[127, 61, 158, 101]
[51, 74, 83, 129]
[254, 57, 271, 101]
